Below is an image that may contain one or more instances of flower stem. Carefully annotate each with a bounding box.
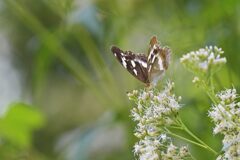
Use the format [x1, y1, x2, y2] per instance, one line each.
[178, 118, 218, 155]
[201, 80, 218, 105]
[168, 125, 183, 130]
[165, 128, 207, 150]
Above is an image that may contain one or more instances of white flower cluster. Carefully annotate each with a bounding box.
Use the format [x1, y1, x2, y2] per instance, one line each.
[134, 135, 189, 160]
[128, 81, 190, 160]
[129, 81, 181, 138]
[208, 88, 240, 159]
[180, 46, 226, 76]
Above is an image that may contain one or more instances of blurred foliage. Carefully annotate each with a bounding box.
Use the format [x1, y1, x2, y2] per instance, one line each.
[0, 103, 45, 159]
[0, 0, 239, 159]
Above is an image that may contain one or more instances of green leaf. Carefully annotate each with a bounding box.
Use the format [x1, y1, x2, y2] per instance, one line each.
[0, 103, 45, 148]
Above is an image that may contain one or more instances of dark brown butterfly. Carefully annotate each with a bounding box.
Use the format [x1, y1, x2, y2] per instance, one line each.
[111, 36, 171, 86]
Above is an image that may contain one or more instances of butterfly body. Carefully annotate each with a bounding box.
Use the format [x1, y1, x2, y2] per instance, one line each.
[111, 36, 171, 86]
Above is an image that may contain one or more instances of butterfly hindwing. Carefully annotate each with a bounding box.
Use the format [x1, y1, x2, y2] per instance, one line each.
[147, 36, 171, 85]
[111, 46, 149, 84]
[147, 36, 161, 76]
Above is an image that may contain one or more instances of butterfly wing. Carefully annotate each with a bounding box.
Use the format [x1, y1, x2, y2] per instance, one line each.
[147, 36, 159, 71]
[146, 36, 171, 85]
[111, 46, 149, 84]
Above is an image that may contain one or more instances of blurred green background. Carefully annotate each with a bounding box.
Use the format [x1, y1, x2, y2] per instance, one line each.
[0, 0, 239, 159]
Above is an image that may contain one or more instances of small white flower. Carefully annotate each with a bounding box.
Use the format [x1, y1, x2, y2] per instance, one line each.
[134, 136, 161, 160]
[179, 146, 189, 157]
[167, 143, 178, 155]
[180, 46, 226, 76]
[192, 76, 200, 84]
[217, 88, 237, 104]
[209, 88, 240, 159]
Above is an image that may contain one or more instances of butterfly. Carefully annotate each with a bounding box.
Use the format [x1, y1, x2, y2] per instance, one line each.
[111, 36, 171, 86]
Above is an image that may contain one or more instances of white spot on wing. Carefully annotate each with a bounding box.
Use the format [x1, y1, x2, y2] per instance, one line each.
[122, 59, 127, 68]
[148, 65, 152, 72]
[148, 50, 154, 61]
[141, 61, 147, 68]
[158, 56, 164, 70]
[133, 69, 137, 75]
[151, 55, 156, 63]
[114, 53, 117, 56]
[136, 59, 147, 68]
[131, 60, 136, 67]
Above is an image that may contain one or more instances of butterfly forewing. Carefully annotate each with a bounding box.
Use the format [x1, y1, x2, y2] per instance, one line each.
[111, 46, 149, 84]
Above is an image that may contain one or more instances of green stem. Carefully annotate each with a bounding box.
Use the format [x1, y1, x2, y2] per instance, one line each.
[178, 119, 218, 155]
[165, 128, 208, 150]
[210, 76, 215, 95]
[167, 125, 183, 130]
[201, 80, 218, 105]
